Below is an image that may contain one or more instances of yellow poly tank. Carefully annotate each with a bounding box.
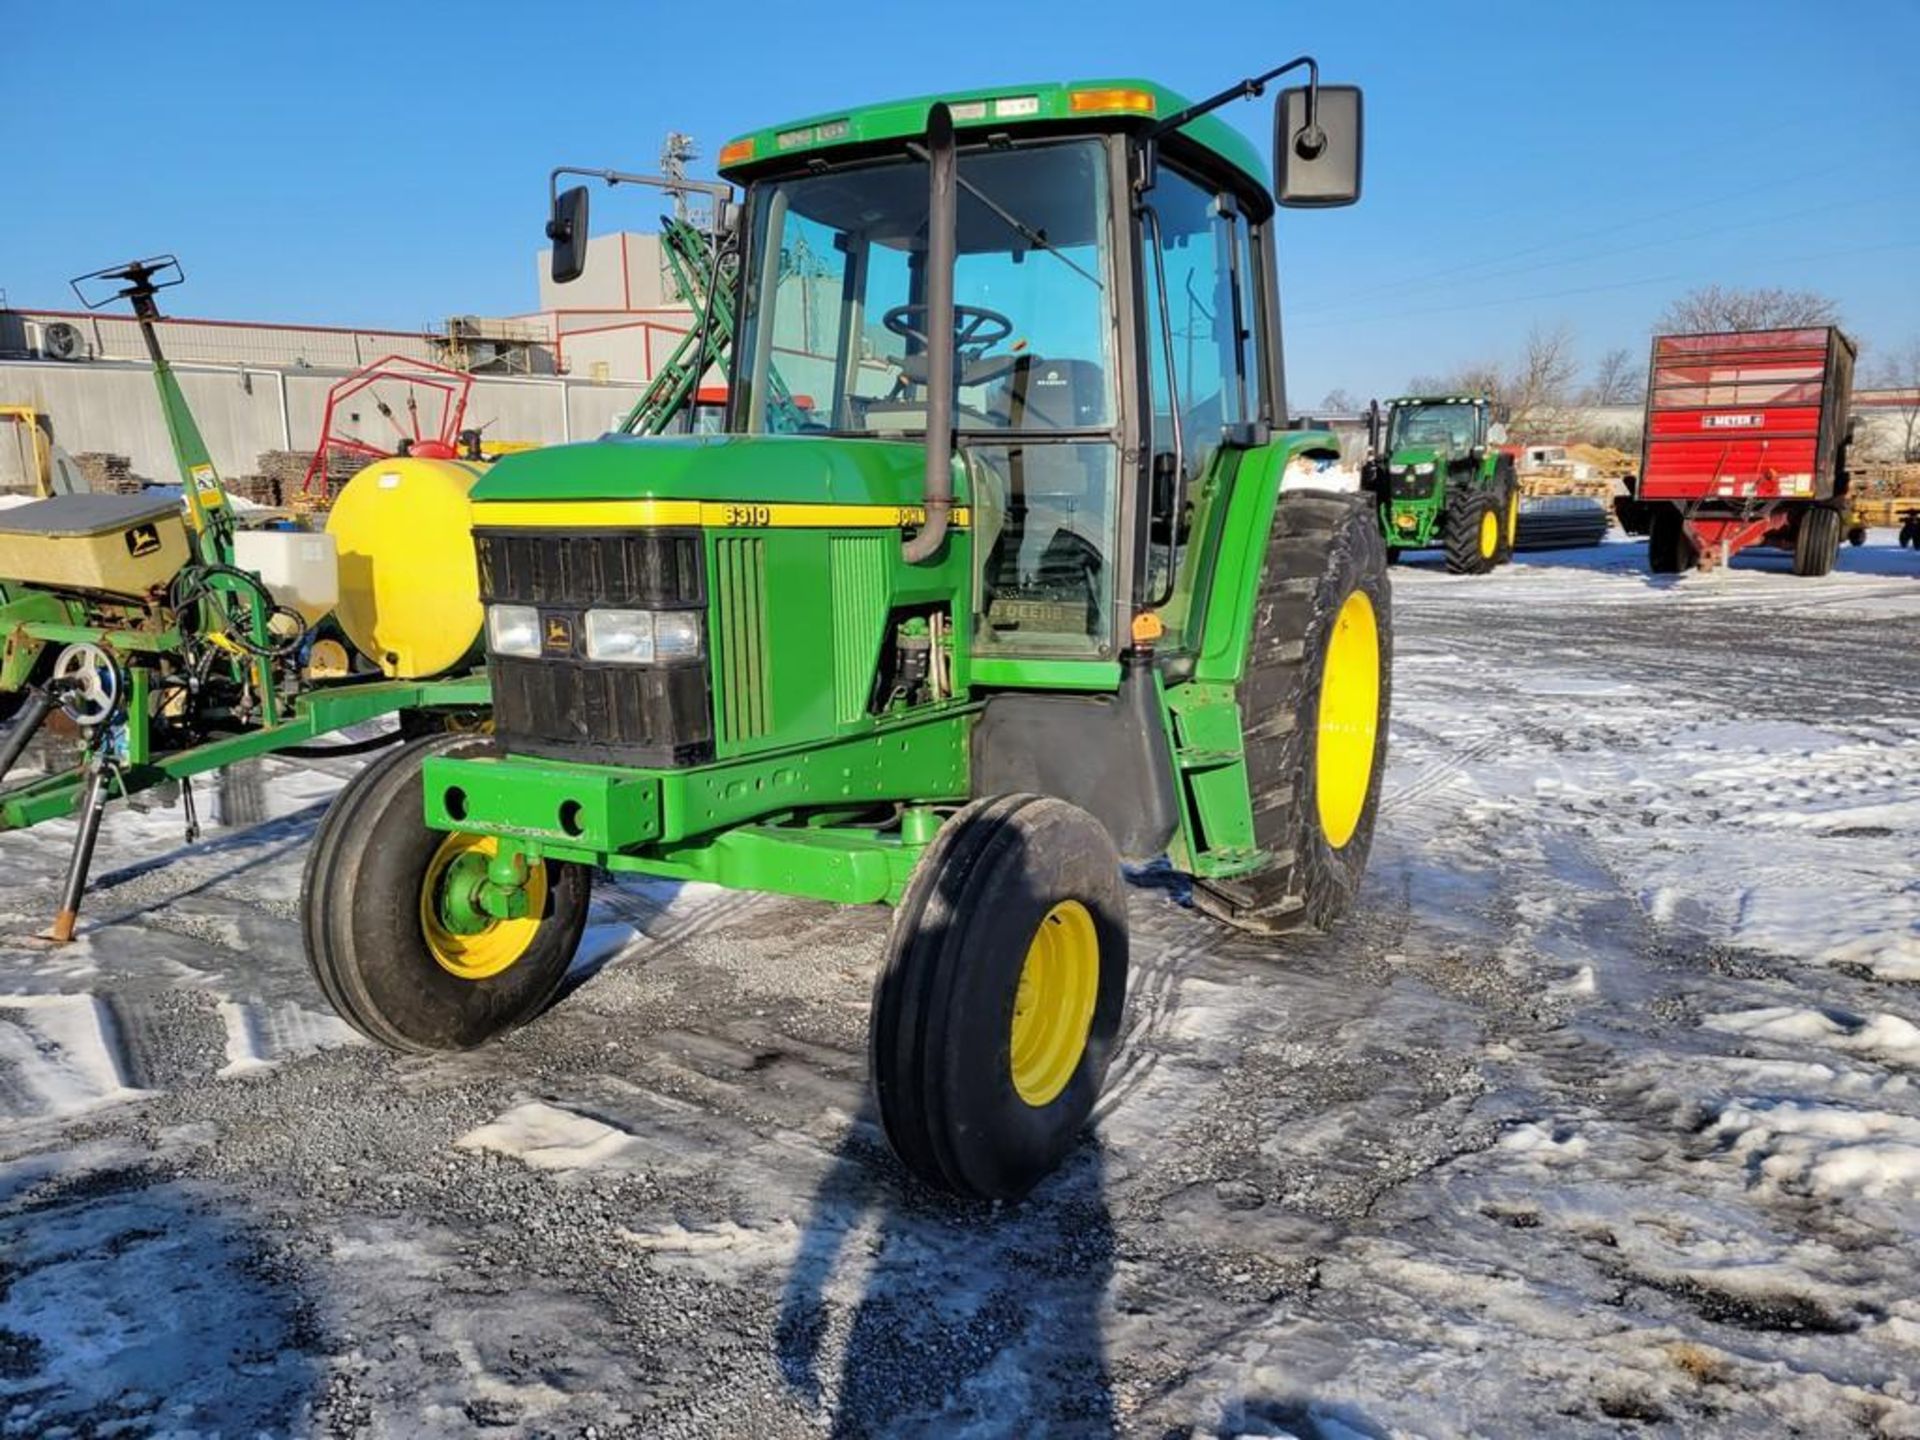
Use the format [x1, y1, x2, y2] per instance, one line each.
[325, 457, 485, 679]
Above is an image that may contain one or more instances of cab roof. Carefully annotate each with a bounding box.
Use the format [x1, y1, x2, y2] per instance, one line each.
[719, 78, 1267, 190]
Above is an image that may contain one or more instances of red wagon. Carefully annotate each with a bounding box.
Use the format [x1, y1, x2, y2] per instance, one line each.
[1628, 326, 1857, 574]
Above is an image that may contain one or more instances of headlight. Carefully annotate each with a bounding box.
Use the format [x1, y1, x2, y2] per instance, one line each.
[1413, 462, 1436, 475]
[585, 608, 656, 664]
[1390, 464, 1408, 475]
[487, 604, 540, 658]
[653, 611, 703, 661]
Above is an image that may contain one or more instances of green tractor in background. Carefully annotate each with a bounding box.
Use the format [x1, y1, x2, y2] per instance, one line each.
[1364, 394, 1519, 574]
[303, 63, 1391, 1202]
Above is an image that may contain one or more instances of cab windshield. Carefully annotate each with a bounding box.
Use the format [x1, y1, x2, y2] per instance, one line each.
[1387, 401, 1480, 453]
[735, 139, 1124, 657]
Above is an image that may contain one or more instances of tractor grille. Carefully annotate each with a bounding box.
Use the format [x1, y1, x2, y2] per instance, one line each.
[1389, 470, 1436, 500]
[474, 528, 713, 767]
[711, 535, 771, 745]
[477, 529, 702, 607]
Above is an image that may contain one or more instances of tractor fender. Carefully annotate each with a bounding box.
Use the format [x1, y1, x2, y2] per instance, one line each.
[1192, 434, 1340, 685]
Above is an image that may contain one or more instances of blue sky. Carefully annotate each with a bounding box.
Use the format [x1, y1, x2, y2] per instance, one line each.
[9, 0, 1916, 403]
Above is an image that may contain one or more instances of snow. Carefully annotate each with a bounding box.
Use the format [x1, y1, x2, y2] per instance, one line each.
[1706, 1005, 1920, 1066]
[0, 992, 143, 1117]
[455, 1100, 643, 1171]
[216, 996, 364, 1074]
[0, 528, 1915, 1433]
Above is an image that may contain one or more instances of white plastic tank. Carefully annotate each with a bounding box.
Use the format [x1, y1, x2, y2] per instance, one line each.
[231, 529, 341, 626]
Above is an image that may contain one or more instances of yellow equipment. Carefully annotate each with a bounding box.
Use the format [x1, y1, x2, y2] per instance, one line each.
[1, 405, 60, 497]
[324, 457, 485, 679]
[0, 493, 191, 596]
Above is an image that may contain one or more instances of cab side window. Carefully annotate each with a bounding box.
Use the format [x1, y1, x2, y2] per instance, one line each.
[1143, 168, 1256, 486]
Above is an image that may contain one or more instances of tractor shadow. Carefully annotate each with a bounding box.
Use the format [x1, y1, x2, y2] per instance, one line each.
[771, 800, 1125, 1433]
[0, 1156, 320, 1433]
[775, 1112, 1116, 1437]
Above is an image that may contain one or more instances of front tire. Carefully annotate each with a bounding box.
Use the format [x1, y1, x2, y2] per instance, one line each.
[301, 735, 591, 1052]
[1444, 492, 1502, 575]
[871, 794, 1128, 1201]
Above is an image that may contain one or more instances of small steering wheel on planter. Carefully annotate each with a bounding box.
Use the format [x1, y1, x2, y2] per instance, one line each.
[51, 643, 121, 728]
[882, 303, 1021, 387]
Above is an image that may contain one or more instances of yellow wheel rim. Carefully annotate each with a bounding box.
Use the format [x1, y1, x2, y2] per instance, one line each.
[1479, 508, 1500, 558]
[419, 832, 547, 981]
[305, 637, 350, 680]
[1009, 899, 1100, 1108]
[1506, 491, 1520, 547]
[1315, 589, 1381, 850]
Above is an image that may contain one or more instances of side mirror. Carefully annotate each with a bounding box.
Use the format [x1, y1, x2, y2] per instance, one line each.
[1488, 421, 1510, 446]
[1274, 85, 1363, 208]
[547, 185, 590, 284]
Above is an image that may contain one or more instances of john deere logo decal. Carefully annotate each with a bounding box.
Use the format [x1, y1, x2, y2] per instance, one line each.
[125, 524, 162, 557]
[542, 615, 574, 654]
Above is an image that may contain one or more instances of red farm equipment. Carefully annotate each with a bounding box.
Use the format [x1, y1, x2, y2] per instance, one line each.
[301, 354, 476, 499]
[1621, 327, 1857, 575]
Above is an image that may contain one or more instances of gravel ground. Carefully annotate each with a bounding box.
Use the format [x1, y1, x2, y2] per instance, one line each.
[0, 535, 1916, 1438]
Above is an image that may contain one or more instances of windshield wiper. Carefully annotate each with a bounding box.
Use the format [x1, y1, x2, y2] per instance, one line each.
[904, 143, 1103, 290]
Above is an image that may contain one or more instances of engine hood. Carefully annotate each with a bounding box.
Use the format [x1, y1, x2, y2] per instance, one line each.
[471, 433, 965, 508]
[1386, 443, 1452, 470]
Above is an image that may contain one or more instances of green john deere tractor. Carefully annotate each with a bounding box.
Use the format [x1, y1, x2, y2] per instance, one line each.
[1365, 394, 1519, 574]
[303, 64, 1392, 1200]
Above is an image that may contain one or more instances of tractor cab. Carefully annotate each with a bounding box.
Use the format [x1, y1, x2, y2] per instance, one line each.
[1380, 394, 1496, 480]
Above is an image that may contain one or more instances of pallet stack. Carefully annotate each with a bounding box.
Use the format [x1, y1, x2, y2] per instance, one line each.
[1848, 463, 1920, 527]
[72, 452, 143, 494]
[255, 449, 364, 512]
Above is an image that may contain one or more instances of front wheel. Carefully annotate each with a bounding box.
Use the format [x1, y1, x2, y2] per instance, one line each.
[1444, 492, 1502, 575]
[870, 794, 1128, 1201]
[301, 735, 591, 1052]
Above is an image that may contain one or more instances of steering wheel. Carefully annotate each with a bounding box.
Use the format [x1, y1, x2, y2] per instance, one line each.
[882, 303, 1021, 387]
[51, 643, 121, 728]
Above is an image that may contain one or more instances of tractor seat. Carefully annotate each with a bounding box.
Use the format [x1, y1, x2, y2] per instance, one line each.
[997, 357, 1108, 430]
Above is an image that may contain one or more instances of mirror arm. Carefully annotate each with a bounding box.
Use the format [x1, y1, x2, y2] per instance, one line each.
[548, 165, 737, 235]
[1148, 55, 1319, 143]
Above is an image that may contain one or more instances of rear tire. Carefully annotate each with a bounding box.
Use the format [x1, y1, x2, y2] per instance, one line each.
[1493, 458, 1521, 564]
[1496, 483, 1521, 564]
[871, 795, 1128, 1201]
[1192, 491, 1391, 936]
[1444, 492, 1502, 575]
[1792, 505, 1840, 577]
[1647, 504, 1695, 574]
[301, 734, 591, 1052]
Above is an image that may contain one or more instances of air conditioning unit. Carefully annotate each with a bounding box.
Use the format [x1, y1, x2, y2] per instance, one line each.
[21, 321, 45, 357]
[43, 321, 87, 361]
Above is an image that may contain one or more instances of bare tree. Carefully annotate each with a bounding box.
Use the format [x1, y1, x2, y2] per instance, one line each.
[1506, 325, 1581, 440]
[1315, 388, 1361, 414]
[1406, 360, 1504, 400]
[1866, 339, 1920, 462]
[1655, 285, 1840, 335]
[1404, 330, 1579, 440]
[1584, 347, 1645, 406]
